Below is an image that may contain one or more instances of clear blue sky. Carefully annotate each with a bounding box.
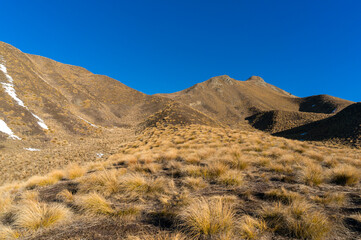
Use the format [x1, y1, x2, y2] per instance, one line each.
[1, 0, 360, 101]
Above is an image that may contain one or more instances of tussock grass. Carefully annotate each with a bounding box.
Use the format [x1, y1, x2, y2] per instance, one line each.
[79, 169, 124, 196]
[14, 200, 71, 230]
[329, 165, 360, 186]
[265, 187, 301, 204]
[238, 215, 267, 239]
[126, 231, 188, 240]
[181, 196, 236, 239]
[302, 163, 324, 186]
[78, 192, 114, 215]
[0, 193, 13, 216]
[118, 173, 175, 198]
[183, 177, 208, 190]
[311, 192, 346, 206]
[217, 170, 243, 186]
[261, 200, 331, 240]
[0, 225, 19, 239]
[56, 189, 74, 203]
[66, 164, 86, 180]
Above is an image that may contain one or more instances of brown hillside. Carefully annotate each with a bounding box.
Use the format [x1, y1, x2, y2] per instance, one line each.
[246, 110, 329, 133]
[158, 75, 300, 126]
[275, 102, 361, 146]
[298, 94, 352, 114]
[0, 42, 213, 143]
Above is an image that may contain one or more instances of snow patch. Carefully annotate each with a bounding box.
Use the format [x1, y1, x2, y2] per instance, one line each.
[78, 116, 98, 128]
[0, 60, 49, 130]
[331, 108, 336, 113]
[300, 132, 308, 136]
[24, 147, 40, 151]
[311, 104, 316, 107]
[31, 113, 49, 130]
[0, 119, 21, 140]
[96, 153, 104, 158]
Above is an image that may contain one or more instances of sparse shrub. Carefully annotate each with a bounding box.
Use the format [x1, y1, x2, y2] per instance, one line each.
[14, 201, 71, 230]
[181, 196, 236, 239]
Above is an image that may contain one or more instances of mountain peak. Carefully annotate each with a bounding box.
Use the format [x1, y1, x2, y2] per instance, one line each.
[247, 76, 265, 83]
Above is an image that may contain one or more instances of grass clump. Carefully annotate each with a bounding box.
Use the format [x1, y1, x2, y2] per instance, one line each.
[311, 192, 346, 206]
[66, 164, 86, 180]
[265, 187, 301, 205]
[302, 163, 324, 186]
[238, 215, 267, 239]
[14, 201, 71, 231]
[261, 200, 331, 240]
[217, 170, 243, 186]
[329, 165, 360, 186]
[183, 177, 208, 190]
[0, 225, 19, 239]
[181, 196, 236, 239]
[78, 192, 114, 215]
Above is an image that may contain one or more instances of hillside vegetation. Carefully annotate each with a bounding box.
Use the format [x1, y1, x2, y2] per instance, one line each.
[0, 125, 360, 239]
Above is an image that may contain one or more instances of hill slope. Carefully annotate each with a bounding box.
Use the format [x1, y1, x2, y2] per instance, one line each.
[275, 102, 361, 146]
[158, 75, 353, 128]
[0, 42, 216, 143]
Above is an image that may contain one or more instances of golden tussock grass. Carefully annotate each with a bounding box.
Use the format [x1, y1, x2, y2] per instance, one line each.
[301, 163, 324, 186]
[56, 189, 74, 203]
[238, 215, 267, 239]
[264, 187, 302, 205]
[14, 200, 71, 231]
[66, 164, 86, 180]
[261, 200, 331, 240]
[126, 231, 188, 240]
[311, 192, 347, 206]
[77, 192, 114, 215]
[183, 177, 208, 190]
[329, 165, 360, 186]
[0, 225, 19, 239]
[180, 196, 236, 239]
[217, 170, 243, 186]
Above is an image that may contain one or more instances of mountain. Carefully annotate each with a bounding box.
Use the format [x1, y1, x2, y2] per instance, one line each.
[158, 75, 353, 128]
[275, 102, 361, 146]
[0, 42, 217, 142]
[0, 41, 357, 147]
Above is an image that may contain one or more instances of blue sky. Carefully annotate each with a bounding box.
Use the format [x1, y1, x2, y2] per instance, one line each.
[1, 0, 360, 101]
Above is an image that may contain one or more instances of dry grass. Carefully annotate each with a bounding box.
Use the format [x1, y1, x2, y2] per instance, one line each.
[329, 165, 360, 186]
[181, 196, 236, 239]
[1, 124, 360, 239]
[77, 192, 114, 215]
[261, 200, 331, 240]
[14, 200, 71, 231]
[238, 215, 267, 239]
[0, 225, 19, 239]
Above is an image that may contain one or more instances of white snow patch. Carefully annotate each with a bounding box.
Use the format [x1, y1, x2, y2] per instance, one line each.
[0, 119, 21, 140]
[0, 60, 48, 130]
[78, 116, 98, 128]
[31, 113, 49, 130]
[1, 82, 26, 107]
[300, 132, 308, 136]
[311, 104, 316, 107]
[96, 153, 104, 158]
[331, 108, 336, 113]
[24, 147, 40, 151]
